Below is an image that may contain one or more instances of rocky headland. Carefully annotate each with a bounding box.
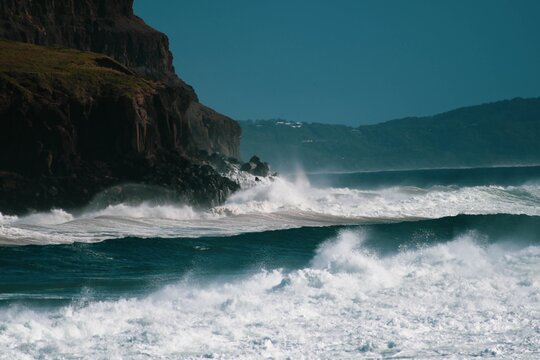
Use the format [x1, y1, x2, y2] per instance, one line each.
[0, 0, 255, 214]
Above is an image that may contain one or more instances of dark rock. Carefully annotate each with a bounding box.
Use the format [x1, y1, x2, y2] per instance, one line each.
[240, 156, 272, 177]
[0, 0, 176, 83]
[0, 0, 242, 159]
[0, 1, 243, 215]
[0, 152, 240, 214]
[207, 153, 229, 173]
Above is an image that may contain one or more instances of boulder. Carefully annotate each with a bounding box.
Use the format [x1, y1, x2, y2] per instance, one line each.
[240, 156, 272, 177]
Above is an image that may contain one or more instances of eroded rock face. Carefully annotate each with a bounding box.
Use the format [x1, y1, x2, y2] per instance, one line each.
[0, 62, 240, 213]
[0, 0, 176, 82]
[0, 0, 241, 159]
[0, 0, 242, 214]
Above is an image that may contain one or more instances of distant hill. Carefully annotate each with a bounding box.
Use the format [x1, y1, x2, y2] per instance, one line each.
[239, 97, 540, 172]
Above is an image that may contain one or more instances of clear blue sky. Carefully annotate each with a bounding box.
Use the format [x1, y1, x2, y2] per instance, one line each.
[134, 0, 540, 125]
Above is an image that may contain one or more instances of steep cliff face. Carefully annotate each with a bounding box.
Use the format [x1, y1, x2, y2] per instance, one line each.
[0, 0, 176, 82]
[0, 0, 240, 158]
[0, 0, 242, 214]
[0, 40, 239, 214]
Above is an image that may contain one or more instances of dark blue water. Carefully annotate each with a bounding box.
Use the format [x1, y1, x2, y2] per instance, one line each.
[1, 214, 538, 304]
[309, 164, 540, 189]
[1, 165, 539, 358]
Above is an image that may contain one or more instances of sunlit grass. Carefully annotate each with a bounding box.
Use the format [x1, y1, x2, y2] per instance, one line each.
[0, 39, 157, 99]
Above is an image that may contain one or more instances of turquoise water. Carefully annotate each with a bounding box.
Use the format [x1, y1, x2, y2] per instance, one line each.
[1, 166, 539, 359]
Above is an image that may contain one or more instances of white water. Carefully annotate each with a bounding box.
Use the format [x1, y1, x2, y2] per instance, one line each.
[1, 175, 540, 245]
[1, 231, 539, 359]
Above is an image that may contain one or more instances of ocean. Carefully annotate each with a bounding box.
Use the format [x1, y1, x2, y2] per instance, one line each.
[1, 165, 539, 359]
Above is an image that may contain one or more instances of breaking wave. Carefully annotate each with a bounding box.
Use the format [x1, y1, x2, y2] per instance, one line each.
[1, 171, 539, 245]
[1, 228, 538, 358]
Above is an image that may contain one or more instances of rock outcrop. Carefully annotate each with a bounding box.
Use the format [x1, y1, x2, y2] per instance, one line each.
[240, 156, 272, 177]
[0, 0, 242, 214]
[0, 0, 176, 82]
[0, 0, 240, 159]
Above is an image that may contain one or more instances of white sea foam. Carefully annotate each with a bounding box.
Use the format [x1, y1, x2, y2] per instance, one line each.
[1, 231, 538, 359]
[86, 203, 199, 220]
[216, 176, 540, 219]
[1, 175, 539, 245]
[13, 209, 75, 226]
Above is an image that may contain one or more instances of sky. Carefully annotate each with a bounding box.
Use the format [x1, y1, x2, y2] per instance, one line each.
[134, 0, 540, 125]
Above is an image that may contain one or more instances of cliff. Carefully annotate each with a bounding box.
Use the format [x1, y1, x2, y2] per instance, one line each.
[0, 0, 240, 158]
[0, 0, 176, 82]
[0, 0, 242, 214]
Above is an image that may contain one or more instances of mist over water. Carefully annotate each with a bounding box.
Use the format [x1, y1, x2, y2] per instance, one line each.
[1, 166, 539, 358]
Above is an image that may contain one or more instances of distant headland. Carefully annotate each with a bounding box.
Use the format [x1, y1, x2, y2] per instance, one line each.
[240, 97, 540, 172]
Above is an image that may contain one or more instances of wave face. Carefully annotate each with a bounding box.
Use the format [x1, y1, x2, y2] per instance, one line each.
[1, 166, 539, 358]
[0, 215, 539, 358]
[1, 166, 540, 245]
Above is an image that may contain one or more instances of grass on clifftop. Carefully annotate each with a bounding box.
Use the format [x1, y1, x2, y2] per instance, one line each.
[0, 39, 156, 99]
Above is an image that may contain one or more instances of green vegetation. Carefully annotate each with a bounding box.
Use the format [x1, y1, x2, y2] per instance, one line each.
[240, 98, 540, 171]
[0, 39, 155, 99]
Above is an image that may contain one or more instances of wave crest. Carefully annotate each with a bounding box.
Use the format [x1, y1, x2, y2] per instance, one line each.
[1, 230, 538, 358]
[1, 173, 540, 245]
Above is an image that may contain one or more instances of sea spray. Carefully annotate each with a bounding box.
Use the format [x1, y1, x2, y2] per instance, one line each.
[1, 172, 540, 245]
[1, 229, 538, 358]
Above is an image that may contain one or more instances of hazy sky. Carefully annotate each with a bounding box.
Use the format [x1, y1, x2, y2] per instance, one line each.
[134, 0, 540, 125]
